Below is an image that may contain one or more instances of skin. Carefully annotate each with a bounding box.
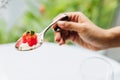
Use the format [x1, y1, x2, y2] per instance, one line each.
[52, 12, 120, 51]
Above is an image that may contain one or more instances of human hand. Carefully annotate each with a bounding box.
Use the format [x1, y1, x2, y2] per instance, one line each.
[52, 12, 110, 50]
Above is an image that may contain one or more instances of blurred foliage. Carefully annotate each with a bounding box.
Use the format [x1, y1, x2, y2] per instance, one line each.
[0, 0, 118, 44]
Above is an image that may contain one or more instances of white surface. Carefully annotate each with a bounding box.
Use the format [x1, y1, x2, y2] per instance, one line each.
[105, 48, 120, 62]
[80, 57, 115, 80]
[0, 42, 120, 80]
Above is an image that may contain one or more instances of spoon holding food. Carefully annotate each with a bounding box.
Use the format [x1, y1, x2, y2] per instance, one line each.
[15, 14, 68, 51]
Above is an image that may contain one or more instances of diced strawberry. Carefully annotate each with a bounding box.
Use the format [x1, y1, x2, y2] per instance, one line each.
[32, 39, 37, 45]
[28, 41, 34, 47]
[32, 35, 38, 45]
[22, 35, 27, 43]
[21, 31, 38, 47]
[28, 35, 38, 46]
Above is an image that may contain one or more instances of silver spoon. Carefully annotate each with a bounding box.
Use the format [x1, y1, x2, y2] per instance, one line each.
[15, 14, 68, 51]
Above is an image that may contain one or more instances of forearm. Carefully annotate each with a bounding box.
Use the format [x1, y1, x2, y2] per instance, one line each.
[106, 26, 120, 48]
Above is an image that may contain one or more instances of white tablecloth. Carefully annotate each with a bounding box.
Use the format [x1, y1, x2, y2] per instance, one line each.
[0, 42, 120, 80]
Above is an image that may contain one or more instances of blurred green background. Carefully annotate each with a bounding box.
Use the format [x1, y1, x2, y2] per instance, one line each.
[0, 0, 118, 44]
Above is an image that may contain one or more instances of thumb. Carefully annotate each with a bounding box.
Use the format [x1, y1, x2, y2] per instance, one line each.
[57, 21, 85, 32]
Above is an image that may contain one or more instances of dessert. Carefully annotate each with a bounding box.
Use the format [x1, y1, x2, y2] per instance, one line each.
[15, 31, 40, 51]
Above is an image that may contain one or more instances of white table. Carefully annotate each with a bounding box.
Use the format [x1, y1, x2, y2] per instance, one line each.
[0, 42, 120, 80]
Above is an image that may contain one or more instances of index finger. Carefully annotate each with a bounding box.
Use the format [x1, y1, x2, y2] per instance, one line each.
[52, 14, 69, 31]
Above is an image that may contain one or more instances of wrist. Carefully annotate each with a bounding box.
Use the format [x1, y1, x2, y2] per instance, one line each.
[95, 29, 112, 49]
[105, 27, 120, 48]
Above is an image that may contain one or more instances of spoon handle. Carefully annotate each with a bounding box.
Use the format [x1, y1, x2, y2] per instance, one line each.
[42, 14, 69, 34]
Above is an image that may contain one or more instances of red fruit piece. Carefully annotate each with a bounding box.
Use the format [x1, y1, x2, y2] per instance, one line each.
[22, 35, 27, 43]
[22, 31, 38, 47]
[28, 35, 38, 47]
